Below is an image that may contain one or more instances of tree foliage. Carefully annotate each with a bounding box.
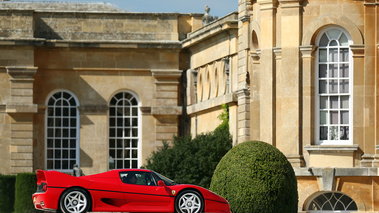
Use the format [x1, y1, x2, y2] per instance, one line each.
[144, 105, 232, 189]
[210, 141, 298, 213]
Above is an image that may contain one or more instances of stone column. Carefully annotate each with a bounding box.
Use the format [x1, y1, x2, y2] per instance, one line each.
[186, 69, 198, 106]
[375, 43, 379, 167]
[361, 2, 376, 167]
[348, 45, 367, 167]
[236, 0, 252, 144]
[6, 66, 37, 174]
[236, 89, 251, 143]
[300, 45, 317, 166]
[151, 70, 183, 145]
[250, 50, 261, 141]
[257, 0, 277, 145]
[277, 0, 304, 167]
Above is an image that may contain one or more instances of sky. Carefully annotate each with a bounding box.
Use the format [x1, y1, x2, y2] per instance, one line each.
[20, 0, 238, 18]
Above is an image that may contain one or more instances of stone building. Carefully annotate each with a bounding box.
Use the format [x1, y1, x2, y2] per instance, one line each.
[185, 0, 379, 212]
[1, 0, 379, 212]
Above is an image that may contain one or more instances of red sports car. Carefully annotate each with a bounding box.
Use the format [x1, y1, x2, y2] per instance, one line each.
[32, 169, 230, 213]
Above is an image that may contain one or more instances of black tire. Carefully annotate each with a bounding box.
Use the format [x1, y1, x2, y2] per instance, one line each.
[175, 190, 204, 213]
[59, 188, 91, 213]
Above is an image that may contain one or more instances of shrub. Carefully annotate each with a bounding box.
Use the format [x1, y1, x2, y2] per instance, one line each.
[0, 174, 16, 213]
[14, 173, 39, 213]
[210, 141, 298, 213]
[144, 105, 232, 188]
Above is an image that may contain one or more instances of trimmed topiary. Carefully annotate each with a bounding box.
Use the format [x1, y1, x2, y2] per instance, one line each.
[14, 173, 39, 213]
[210, 141, 298, 213]
[0, 174, 16, 213]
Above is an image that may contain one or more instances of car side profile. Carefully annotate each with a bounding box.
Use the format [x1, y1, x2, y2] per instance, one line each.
[32, 169, 230, 213]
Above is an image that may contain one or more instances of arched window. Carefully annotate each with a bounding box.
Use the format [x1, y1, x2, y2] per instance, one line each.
[109, 91, 140, 169]
[315, 27, 353, 145]
[46, 91, 79, 171]
[307, 192, 358, 212]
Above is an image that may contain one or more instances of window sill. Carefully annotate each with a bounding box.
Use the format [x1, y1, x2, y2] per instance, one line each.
[304, 145, 359, 153]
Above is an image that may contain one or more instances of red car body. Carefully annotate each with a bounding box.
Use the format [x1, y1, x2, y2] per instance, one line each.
[32, 169, 230, 213]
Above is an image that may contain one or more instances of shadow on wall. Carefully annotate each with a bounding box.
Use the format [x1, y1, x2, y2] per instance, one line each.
[80, 149, 93, 168]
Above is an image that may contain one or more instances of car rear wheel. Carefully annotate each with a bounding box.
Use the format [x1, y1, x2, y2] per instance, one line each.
[59, 188, 91, 213]
[175, 190, 204, 213]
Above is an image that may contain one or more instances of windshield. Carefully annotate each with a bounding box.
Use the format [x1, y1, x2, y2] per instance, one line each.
[152, 171, 177, 186]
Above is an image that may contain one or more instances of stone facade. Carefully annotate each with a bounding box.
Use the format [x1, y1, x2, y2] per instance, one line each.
[185, 0, 379, 212]
[0, 2, 203, 175]
[1, 0, 379, 212]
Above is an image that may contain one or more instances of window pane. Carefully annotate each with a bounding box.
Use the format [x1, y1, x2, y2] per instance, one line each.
[329, 80, 338, 93]
[319, 64, 327, 78]
[329, 64, 338, 78]
[329, 48, 338, 62]
[327, 29, 341, 40]
[319, 49, 327, 62]
[330, 40, 338, 46]
[340, 80, 349, 93]
[132, 108, 138, 116]
[320, 111, 328, 125]
[110, 139, 115, 148]
[124, 107, 131, 116]
[320, 127, 328, 140]
[132, 149, 138, 158]
[340, 48, 349, 62]
[330, 111, 338, 124]
[340, 64, 349, 77]
[319, 34, 329, 46]
[47, 149, 53, 158]
[339, 33, 349, 46]
[319, 80, 327, 94]
[330, 96, 338, 109]
[341, 111, 349, 124]
[330, 126, 338, 140]
[341, 96, 349, 108]
[320, 97, 328, 109]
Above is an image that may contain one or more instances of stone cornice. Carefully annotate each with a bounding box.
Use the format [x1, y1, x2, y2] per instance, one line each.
[187, 93, 237, 115]
[0, 38, 182, 49]
[151, 70, 183, 81]
[182, 13, 238, 48]
[350, 44, 365, 58]
[6, 66, 37, 79]
[304, 145, 359, 153]
[257, 0, 278, 10]
[300, 45, 318, 58]
[294, 167, 379, 177]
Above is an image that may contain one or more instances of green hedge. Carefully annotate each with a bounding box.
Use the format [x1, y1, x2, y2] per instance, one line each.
[14, 173, 39, 213]
[0, 174, 16, 213]
[210, 141, 298, 213]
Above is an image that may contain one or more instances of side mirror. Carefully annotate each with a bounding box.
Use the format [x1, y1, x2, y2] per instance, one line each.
[158, 180, 166, 187]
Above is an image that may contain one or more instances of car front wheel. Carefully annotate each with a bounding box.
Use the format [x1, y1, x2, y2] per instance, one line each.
[175, 190, 204, 213]
[59, 188, 91, 213]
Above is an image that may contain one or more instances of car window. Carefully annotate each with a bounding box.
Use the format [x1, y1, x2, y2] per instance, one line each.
[119, 171, 156, 186]
[151, 171, 176, 186]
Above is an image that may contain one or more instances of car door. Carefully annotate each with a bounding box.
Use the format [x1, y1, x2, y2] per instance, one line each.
[119, 171, 174, 212]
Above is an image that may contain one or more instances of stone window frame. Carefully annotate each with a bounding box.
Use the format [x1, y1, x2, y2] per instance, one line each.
[306, 191, 358, 212]
[45, 90, 80, 172]
[108, 91, 141, 170]
[315, 26, 353, 146]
